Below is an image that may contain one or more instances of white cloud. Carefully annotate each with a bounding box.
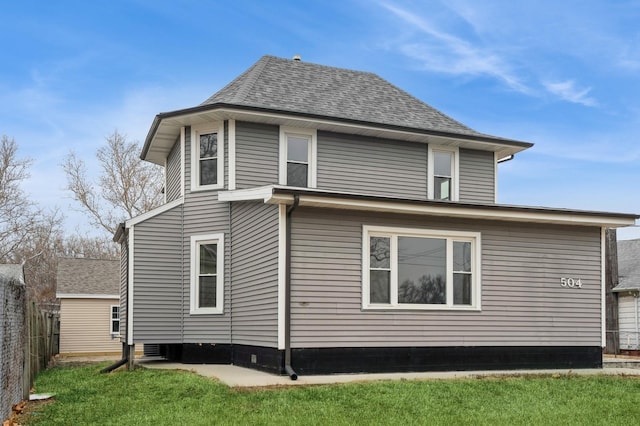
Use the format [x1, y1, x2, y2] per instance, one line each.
[379, 2, 532, 94]
[543, 80, 597, 107]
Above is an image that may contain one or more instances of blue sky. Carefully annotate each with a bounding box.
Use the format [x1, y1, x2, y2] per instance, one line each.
[1, 0, 639, 239]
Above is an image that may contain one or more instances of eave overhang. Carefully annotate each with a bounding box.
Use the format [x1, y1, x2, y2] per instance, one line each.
[219, 185, 640, 228]
[141, 103, 533, 165]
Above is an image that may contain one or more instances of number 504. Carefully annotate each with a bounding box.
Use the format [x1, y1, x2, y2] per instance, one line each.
[560, 278, 582, 288]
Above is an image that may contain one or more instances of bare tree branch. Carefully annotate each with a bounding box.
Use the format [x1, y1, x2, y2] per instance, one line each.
[62, 130, 164, 235]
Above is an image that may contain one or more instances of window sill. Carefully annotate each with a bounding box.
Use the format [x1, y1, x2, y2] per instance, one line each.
[362, 304, 481, 312]
[190, 308, 224, 315]
[191, 184, 224, 193]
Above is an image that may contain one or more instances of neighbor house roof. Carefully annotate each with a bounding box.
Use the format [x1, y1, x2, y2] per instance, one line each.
[141, 55, 532, 164]
[56, 258, 119, 297]
[614, 238, 640, 292]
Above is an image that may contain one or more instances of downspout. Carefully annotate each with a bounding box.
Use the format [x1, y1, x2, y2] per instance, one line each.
[102, 224, 129, 373]
[284, 195, 300, 380]
[635, 293, 639, 350]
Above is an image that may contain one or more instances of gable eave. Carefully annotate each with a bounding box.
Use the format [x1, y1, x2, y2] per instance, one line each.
[141, 103, 533, 165]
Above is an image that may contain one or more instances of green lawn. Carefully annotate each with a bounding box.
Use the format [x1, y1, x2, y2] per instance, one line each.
[25, 363, 640, 425]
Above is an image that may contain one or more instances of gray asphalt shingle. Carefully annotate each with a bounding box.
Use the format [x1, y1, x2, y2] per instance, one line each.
[56, 258, 119, 295]
[202, 55, 489, 137]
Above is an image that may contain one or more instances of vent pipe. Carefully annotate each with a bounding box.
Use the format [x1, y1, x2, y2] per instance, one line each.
[292, 55, 301, 61]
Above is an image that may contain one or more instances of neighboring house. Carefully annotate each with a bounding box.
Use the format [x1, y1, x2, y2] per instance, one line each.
[613, 238, 640, 352]
[114, 55, 638, 376]
[56, 258, 121, 355]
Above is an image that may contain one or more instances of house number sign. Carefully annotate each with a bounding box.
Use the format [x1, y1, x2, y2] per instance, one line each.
[560, 278, 582, 288]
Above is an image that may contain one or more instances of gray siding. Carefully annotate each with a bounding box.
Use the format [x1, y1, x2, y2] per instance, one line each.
[618, 294, 639, 350]
[182, 125, 231, 342]
[317, 131, 428, 199]
[132, 205, 183, 343]
[235, 121, 279, 189]
[230, 202, 280, 347]
[459, 149, 495, 203]
[290, 207, 602, 348]
[165, 138, 182, 202]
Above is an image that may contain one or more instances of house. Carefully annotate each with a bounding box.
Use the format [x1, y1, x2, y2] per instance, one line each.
[613, 238, 640, 353]
[56, 258, 121, 355]
[114, 55, 638, 377]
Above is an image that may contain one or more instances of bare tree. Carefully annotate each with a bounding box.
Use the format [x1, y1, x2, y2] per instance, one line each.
[0, 135, 47, 260]
[62, 130, 163, 235]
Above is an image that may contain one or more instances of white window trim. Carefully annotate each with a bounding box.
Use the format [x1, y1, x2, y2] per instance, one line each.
[428, 145, 459, 201]
[110, 304, 120, 336]
[362, 225, 481, 311]
[191, 122, 225, 192]
[190, 233, 225, 315]
[279, 126, 317, 188]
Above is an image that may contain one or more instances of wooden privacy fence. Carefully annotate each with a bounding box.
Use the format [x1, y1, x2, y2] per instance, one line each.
[27, 301, 60, 385]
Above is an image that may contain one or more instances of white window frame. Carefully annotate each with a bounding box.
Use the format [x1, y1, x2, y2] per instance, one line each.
[110, 304, 120, 335]
[362, 225, 481, 311]
[428, 145, 459, 201]
[190, 233, 225, 315]
[279, 126, 317, 188]
[191, 122, 225, 192]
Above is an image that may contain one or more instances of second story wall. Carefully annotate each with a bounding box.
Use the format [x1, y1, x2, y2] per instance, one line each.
[235, 121, 279, 189]
[459, 149, 495, 204]
[165, 136, 182, 202]
[317, 131, 428, 199]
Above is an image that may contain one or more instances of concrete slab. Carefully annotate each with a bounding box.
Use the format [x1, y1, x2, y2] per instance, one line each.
[137, 359, 640, 388]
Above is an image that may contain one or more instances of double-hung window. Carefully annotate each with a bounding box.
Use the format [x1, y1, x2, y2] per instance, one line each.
[279, 127, 317, 188]
[110, 305, 120, 335]
[190, 233, 224, 314]
[191, 123, 224, 191]
[428, 146, 458, 201]
[363, 226, 480, 310]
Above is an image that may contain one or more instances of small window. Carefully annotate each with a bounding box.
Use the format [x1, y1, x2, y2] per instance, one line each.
[110, 305, 120, 335]
[279, 127, 317, 188]
[190, 233, 224, 314]
[428, 146, 458, 201]
[363, 226, 480, 310]
[191, 123, 224, 191]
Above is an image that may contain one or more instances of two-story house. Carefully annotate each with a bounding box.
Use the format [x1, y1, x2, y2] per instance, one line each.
[114, 55, 638, 378]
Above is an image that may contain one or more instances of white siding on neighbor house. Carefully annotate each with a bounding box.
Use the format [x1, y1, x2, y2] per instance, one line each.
[317, 131, 428, 199]
[230, 201, 280, 347]
[459, 148, 495, 203]
[132, 204, 183, 343]
[618, 293, 640, 349]
[182, 125, 232, 343]
[165, 138, 182, 202]
[59, 298, 122, 354]
[235, 121, 279, 189]
[289, 207, 602, 348]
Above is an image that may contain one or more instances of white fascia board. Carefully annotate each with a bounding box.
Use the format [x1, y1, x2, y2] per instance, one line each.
[218, 186, 276, 202]
[56, 294, 119, 299]
[125, 198, 184, 227]
[264, 194, 636, 228]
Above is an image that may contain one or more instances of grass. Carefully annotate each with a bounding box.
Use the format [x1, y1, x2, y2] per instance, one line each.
[23, 363, 640, 425]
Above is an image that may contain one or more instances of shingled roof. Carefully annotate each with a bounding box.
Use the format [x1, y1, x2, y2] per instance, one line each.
[203, 55, 486, 137]
[614, 238, 640, 292]
[56, 258, 119, 296]
[142, 55, 532, 164]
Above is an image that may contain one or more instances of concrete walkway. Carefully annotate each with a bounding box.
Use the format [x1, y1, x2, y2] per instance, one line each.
[137, 358, 640, 388]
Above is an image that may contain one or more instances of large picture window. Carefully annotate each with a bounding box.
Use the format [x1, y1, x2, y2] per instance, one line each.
[191, 123, 224, 191]
[279, 127, 317, 188]
[190, 233, 224, 314]
[363, 226, 480, 310]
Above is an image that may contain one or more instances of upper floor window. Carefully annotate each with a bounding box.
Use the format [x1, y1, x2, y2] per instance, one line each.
[428, 146, 459, 201]
[190, 233, 224, 314]
[363, 225, 481, 311]
[279, 127, 317, 188]
[191, 123, 224, 191]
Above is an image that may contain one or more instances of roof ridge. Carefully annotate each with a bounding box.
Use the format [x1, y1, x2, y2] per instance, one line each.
[230, 55, 271, 104]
